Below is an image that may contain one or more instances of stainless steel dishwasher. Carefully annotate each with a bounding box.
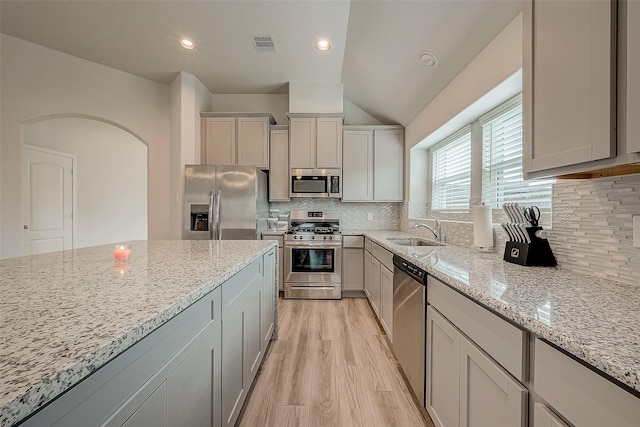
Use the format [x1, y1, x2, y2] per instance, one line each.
[392, 254, 427, 405]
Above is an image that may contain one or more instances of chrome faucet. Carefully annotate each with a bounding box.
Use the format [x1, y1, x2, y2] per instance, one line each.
[411, 216, 442, 243]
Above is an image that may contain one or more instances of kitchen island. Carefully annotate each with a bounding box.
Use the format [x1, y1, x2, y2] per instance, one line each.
[0, 240, 277, 427]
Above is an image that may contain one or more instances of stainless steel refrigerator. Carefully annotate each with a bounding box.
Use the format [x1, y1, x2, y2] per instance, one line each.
[183, 165, 268, 240]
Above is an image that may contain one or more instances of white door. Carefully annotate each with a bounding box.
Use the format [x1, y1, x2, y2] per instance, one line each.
[22, 146, 74, 255]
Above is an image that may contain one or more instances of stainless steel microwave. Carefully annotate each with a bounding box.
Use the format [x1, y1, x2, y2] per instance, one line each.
[290, 169, 341, 198]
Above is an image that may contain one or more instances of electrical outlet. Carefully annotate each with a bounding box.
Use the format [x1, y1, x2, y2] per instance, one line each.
[634, 215, 640, 248]
[368, 213, 374, 221]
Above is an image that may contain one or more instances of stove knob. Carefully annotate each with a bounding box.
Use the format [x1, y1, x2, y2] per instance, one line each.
[323, 236, 328, 240]
[311, 236, 315, 240]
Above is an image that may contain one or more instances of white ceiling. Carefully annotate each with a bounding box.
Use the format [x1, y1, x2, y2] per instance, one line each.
[0, 0, 522, 126]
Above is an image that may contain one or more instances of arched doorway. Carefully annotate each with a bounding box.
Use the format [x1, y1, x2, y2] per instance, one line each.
[23, 116, 148, 252]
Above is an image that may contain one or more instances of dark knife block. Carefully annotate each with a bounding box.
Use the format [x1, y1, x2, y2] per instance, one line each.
[503, 226, 557, 267]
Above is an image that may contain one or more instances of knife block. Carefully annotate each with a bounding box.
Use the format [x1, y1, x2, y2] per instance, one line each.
[503, 226, 557, 267]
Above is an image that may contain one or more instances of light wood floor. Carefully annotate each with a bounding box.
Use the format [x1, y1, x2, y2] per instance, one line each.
[238, 297, 436, 427]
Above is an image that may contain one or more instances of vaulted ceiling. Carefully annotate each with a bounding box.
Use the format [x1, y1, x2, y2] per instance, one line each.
[0, 0, 522, 126]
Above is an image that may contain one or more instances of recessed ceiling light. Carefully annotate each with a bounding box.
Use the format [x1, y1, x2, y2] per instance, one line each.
[317, 39, 331, 51]
[420, 51, 437, 68]
[180, 39, 195, 50]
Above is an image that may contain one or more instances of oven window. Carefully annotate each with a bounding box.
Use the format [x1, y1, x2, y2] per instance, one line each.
[291, 248, 335, 273]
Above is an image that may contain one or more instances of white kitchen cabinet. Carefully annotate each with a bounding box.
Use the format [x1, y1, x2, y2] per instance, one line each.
[533, 403, 569, 427]
[460, 339, 527, 427]
[342, 235, 364, 293]
[342, 130, 374, 201]
[363, 249, 373, 300]
[426, 306, 527, 427]
[237, 117, 270, 168]
[269, 126, 290, 201]
[363, 239, 394, 338]
[426, 306, 461, 427]
[380, 264, 393, 341]
[370, 255, 382, 317]
[289, 114, 343, 169]
[373, 128, 404, 201]
[201, 113, 275, 169]
[202, 117, 236, 165]
[343, 248, 364, 292]
[522, 0, 616, 176]
[342, 126, 404, 202]
[626, 0, 640, 154]
[534, 338, 640, 427]
[316, 117, 343, 168]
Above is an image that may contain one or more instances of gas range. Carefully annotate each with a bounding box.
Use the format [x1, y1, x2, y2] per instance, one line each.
[283, 210, 342, 299]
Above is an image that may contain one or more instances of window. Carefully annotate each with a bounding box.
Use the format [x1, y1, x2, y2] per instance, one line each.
[431, 126, 471, 210]
[481, 95, 553, 208]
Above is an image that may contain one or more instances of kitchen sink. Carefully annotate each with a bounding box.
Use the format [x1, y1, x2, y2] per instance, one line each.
[387, 238, 443, 247]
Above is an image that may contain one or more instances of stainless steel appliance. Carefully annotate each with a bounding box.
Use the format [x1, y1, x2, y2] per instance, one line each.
[392, 254, 427, 405]
[183, 164, 268, 240]
[290, 169, 341, 198]
[284, 210, 342, 299]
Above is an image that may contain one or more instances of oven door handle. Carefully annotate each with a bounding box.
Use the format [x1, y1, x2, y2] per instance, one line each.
[284, 243, 342, 249]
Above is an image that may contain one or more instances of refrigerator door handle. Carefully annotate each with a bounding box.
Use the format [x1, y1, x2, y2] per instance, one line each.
[215, 189, 222, 240]
[208, 191, 214, 240]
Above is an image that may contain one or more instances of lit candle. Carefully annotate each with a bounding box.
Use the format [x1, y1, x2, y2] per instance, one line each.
[114, 244, 131, 261]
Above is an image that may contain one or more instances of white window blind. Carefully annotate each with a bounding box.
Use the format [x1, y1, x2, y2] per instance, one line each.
[431, 126, 471, 210]
[481, 95, 553, 209]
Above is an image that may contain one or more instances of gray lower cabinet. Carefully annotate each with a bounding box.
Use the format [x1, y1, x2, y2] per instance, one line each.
[261, 248, 276, 351]
[222, 271, 263, 427]
[122, 383, 167, 427]
[426, 305, 527, 427]
[342, 248, 364, 291]
[363, 250, 373, 300]
[22, 254, 275, 427]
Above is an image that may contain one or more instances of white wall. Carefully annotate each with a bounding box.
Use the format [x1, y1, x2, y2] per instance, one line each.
[169, 72, 212, 239]
[24, 119, 148, 248]
[210, 94, 289, 124]
[0, 34, 172, 259]
[404, 13, 522, 200]
[343, 99, 383, 125]
[289, 81, 343, 113]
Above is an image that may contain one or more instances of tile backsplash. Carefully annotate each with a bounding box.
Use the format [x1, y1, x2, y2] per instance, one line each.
[403, 175, 640, 287]
[271, 175, 640, 287]
[270, 199, 402, 230]
[550, 175, 640, 286]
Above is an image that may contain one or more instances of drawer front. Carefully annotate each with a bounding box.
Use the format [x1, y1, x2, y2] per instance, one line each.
[427, 277, 527, 381]
[222, 258, 261, 318]
[343, 235, 364, 248]
[364, 237, 372, 253]
[534, 339, 640, 427]
[371, 241, 393, 271]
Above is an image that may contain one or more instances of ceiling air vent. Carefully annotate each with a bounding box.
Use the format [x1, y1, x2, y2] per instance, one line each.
[250, 34, 277, 52]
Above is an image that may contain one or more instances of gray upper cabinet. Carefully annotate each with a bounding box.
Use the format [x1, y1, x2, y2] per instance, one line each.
[522, 0, 616, 177]
[269, 126, 290, 202]
[201, 113, 276, 169]
[289, 114, 343, 169]
[343, 126, 404, 202]
[626, 0, 640, 155]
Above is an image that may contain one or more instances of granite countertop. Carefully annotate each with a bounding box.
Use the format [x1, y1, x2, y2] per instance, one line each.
[0, 239, 276, 427]
[358, 230, 640, 394]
